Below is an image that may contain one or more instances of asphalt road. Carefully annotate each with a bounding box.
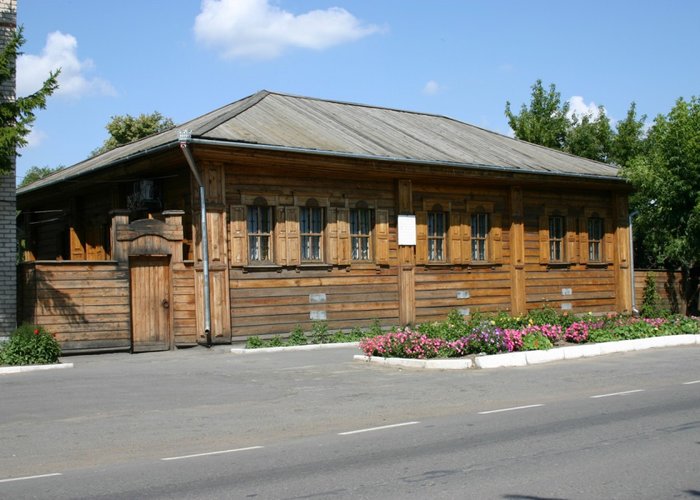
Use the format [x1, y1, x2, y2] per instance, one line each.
[1, 344, 698, 499]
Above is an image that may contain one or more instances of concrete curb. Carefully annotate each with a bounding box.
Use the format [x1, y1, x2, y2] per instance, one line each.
[353, 355, 473, 370]
[231, 342, 359, 354]
[0, 362, 73, 375]
[354, 334, 700, 370]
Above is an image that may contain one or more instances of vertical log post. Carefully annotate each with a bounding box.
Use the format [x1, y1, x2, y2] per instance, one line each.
[397, 179, 415, 326]
[509, 186, 527, 316]
[613, 193, 632, 313]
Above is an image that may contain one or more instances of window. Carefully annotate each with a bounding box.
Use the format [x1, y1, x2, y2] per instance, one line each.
[247, 205, 273, 262]
[300, 206, 323, 261]
[417, 202, 502, 265]
[588, 217, 603, 262]
[471, 212, 489, 261]
[549, 215, 564, 262]
[350, 208, 371, 261]
[427, 211, 446, 261]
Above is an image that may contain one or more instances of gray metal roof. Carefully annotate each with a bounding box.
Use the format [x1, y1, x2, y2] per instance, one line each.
[18, 90, 622, 195]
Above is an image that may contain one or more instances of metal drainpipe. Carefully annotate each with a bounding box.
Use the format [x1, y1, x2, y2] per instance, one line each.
[179, 130, 212, 346]
[629, 210, 639, 315]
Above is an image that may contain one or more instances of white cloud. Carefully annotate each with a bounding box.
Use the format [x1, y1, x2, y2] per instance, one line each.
[567, 96, 605, 121]
[17, 31, 116, 98]
[194, 0, 381, 59]
[423, 80, 440, 96]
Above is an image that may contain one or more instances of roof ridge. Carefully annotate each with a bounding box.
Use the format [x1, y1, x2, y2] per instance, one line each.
[190, 90, 271, 136]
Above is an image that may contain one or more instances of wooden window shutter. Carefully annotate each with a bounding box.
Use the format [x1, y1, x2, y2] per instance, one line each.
[489, 213, 503, 264]
[336, 208, 351, 265]
[326, 207, 338, 264]
[415, 211, 428, 265]
[229, 205, 248, 266]
[538, 215, 550, 264]
[285, 206, 300, 266]
[374, 209, 389, 265]
[449, 212, 462, 264]
[274, 207, 287, 265]
[462, 212, 472, 264]
[604, 218, 615, 264]
[566, 216, 577, 264]
[578, 217, 589, 264]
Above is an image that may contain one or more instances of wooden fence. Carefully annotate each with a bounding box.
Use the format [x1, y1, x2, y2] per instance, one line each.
[633, 269, 685, 314]
[19, 261, 131, 352]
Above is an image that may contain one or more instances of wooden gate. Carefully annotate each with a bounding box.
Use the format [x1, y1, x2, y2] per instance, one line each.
[130, 255, 172, 352]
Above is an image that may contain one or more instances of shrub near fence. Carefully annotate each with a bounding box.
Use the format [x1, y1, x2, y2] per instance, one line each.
[0, 324, 61, 366]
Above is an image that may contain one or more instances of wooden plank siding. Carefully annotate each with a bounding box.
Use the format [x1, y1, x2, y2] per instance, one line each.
[172, 262, 197, 344]
[19, 261, 131, 351]
[522, 190, 619, 314]
[230, 267, 399, 340]
[415, 268, 512, 322]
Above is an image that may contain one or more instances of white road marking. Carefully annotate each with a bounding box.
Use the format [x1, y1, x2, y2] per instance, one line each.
[161, 446, 263, 461]
[0, 473, 62, 484]
[590, 389, 645, 399]
[338, 421, 420, 435]
[682, 380, 700, 385]
[478, 404, 544, 415]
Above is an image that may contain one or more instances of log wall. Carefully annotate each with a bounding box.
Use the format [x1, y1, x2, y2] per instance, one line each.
[230, 268, 399, 340]
[523, 190, 618, 314]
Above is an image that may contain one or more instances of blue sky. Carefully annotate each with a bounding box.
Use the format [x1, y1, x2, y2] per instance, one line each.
[15, 0, 700, 185]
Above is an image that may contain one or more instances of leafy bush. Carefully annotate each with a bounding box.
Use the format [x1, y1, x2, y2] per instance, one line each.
[287, 325, 307, 346]
[521, 332, 553, 351]
[640, 274, 666, 318]
[268, 335, 284, 347]
[491, 311, 528, 330]
[0, 325, 61, 366]
[418, 310, 469, 341]
[245, 336, 264, 349]
[310, 321, 330, 344]
[526, 306, 560, 326]
[669, 316, 700, 335]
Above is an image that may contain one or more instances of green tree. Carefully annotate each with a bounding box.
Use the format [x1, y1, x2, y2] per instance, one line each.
[0, 26, 59, 174]
[91, 111, 174, 156]
[564, 106, 614, 163]
[18, 164, 64, 187]
[623, 97, 700, 272]
[611, 101, 647, 168]
[505, 79, 570, 149]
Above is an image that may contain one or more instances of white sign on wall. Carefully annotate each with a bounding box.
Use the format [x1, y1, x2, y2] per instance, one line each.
[398, 215, 416, 246]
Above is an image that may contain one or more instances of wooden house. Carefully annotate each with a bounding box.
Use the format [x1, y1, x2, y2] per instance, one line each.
[17, 90, 633, 352]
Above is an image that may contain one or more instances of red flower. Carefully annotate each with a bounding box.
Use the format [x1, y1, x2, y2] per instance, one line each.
[34, 329, 39, 335]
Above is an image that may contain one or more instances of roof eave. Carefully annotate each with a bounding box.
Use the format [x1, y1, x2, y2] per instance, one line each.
[189, 137, 627, 184]
[16, 140, 181, 196]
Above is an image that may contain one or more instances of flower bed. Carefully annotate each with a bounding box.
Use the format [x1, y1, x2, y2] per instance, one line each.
[359, 310, 700, 360]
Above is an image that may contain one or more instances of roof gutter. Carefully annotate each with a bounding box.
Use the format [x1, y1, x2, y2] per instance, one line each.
[179, 130, 212, 347]
[187, 137, 627, 184]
